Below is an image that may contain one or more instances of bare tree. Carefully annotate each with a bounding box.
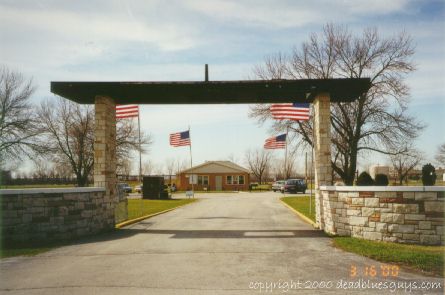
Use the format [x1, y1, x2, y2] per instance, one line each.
[117, 158, 132, 178]
[244, 148, 273, 184]
[435, 143, 445, 167]
[31, 158, 53, 179]
[37, 97, 152, 186]
[142, 159, 154, 175]
[165, 158, 176, 176]
[226, 153, 241, 165]
[271, 150, 298, 180]
[390, 148, 423, 184]
[162, 157, 188, 184]
[165, 158, 176, 184]
[249, 24, 424, 185]
[53, 162, 74, 178]
[175, 158, 188, 175]
[0, 66, 40, 167]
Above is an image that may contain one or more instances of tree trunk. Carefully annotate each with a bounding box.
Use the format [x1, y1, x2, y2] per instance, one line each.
[76, 172, 88, 187]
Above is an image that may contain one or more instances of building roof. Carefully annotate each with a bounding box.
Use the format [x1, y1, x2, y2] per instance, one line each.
[180, 161, 250, 174]
[50, 78, 371, 104]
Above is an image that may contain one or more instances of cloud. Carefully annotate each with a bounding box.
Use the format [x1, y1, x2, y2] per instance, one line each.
[0, 1, 198, 71]
[184, 0, 409, 28]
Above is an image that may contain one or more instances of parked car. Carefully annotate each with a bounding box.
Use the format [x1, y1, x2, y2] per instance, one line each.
[118, 183, 132, 194]
[281, 179, 307, 194]
[135, 184, 143, 194]
[272, 180, 285, 192]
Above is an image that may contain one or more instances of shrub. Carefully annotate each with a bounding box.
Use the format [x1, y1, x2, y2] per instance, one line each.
[409, 174, 420, 181]
[421, 163, 436, 186]
[356, 172, 375, 186]
[374, 174, 389, 186]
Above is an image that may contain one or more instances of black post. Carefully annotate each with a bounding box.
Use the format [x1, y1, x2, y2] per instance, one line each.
[205, 64, 209, 82]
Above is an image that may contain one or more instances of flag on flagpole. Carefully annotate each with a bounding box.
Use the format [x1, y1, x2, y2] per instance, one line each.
[270, 103, 310, 121]
[264, 134, 287, 149]
[170, 130, 191, 147]
[116, 105, 139, 119]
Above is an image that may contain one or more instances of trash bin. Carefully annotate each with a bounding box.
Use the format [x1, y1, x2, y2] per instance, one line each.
[249, 183, 258, 191]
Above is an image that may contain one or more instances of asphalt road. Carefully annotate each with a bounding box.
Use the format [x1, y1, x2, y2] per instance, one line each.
[0, 192, 443, 294]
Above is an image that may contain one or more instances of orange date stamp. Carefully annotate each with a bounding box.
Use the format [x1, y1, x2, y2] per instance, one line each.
[350, 264, 400, 278]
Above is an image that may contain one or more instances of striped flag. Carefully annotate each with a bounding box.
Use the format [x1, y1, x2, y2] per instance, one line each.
[264, 134, 287, 149]
[170, 130, 191, 147]
[116, 105, 139, 119]
[270, 103, 310, 121]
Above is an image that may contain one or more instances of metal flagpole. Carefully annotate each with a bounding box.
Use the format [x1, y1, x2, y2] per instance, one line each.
[284, 126, 289, 197]
[310, 108, 314, 215]
[137, 106, 142, 217]
[188, 126, 194, 198]
[138, 106, 142, 184]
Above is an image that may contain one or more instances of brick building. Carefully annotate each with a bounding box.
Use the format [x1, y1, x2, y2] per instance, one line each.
[178, 161, 250, 191]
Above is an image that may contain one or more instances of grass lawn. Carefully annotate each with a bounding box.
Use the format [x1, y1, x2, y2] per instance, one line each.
[0, 245, 53, 258]
[173, 191, 237, 194]
[281, 196, 316, 222]
[333, 237, 445, 276]
[127, 198, 197, 220]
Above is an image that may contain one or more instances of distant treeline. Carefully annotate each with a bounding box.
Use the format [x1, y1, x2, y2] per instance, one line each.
[0, 170, 85, 186]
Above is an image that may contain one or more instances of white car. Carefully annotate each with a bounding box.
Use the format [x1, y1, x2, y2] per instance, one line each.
[134, 185, 143, 194]
[271, 180, 285, 192]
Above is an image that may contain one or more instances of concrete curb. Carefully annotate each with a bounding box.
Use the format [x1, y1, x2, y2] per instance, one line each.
[279, 198, 318, 229]
[115, 199, 199, 229]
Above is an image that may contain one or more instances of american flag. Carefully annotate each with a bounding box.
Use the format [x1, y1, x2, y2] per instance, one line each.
[170, 130, 191, 147]
[116, 105, 139, 119]
[264, 134, 287, 149]
[270, 103, 310, 121]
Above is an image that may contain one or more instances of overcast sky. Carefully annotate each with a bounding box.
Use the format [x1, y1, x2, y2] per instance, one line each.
[1, 0, 444, 174]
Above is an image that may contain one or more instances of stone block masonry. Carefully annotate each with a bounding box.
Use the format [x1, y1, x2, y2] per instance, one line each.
[313, 93, 332, 230]
[319, 186, 445, 245]
[1, 188, 114, 243]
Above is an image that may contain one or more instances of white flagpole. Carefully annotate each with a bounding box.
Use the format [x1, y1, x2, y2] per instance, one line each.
[188, 126, 194, 198]
[138, 106, 142, 184]
[310, 107, 314, 215]
[284, 126, 289, 197]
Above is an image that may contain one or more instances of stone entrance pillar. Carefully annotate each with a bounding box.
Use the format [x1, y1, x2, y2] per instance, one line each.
[313, 93, 332, 230]
[94, 96, 117, 227]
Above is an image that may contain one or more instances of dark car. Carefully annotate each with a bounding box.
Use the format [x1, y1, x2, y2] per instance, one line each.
[282, 179, 307, 194]
[118, 183, 132, 194]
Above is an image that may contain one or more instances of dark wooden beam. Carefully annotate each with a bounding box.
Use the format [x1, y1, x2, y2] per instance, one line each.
[51, 78, 371, 104]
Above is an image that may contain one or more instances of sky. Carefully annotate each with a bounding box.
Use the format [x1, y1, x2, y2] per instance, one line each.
[1, 0, 444, 175]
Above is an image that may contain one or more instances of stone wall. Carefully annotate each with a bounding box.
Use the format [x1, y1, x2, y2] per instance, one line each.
[1, 187, 114, 243]
[319, 186, 445, 245]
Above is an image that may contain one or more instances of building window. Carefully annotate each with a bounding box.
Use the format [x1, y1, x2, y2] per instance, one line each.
[226, 175, 245, 185]
[198, 175, 209, 185]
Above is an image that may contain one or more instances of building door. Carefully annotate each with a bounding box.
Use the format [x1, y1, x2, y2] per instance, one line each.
[215, 176, 222, 191]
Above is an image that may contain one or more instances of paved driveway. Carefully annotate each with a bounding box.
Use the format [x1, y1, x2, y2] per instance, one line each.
[0, 192, 443, 294]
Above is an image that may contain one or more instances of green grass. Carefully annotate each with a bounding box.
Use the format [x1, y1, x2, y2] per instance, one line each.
[281, 196, 316, 222]
[173, 190, 239, 193]
[127, 198, 197, 220]
[0, 246, 53, 258]
[250, 184, 272, 191]
[333, 237, 445, 276]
